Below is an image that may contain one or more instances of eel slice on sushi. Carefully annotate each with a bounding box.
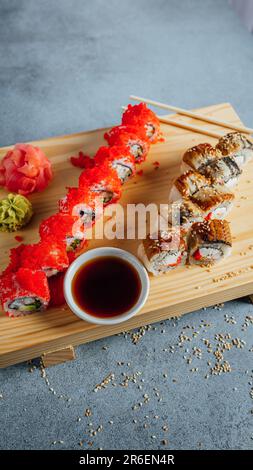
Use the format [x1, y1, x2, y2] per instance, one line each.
[188, 219, 232, 266]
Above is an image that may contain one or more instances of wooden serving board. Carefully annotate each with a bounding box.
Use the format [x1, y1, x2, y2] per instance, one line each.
[1, 103, 253, 368]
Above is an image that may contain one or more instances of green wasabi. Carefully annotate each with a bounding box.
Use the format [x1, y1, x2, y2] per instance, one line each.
[0, 193, 33, 232]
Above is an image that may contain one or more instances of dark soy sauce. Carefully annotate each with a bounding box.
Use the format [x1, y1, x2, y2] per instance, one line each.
[72, 256, 142, 318]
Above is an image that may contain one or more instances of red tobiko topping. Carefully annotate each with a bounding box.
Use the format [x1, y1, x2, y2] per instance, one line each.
[48, 271, 66, 307]
[79, 163, 120, 188]
[193, 249, 202, 261]
[70, 152, 95, 169]
[49, 239, 89, 307]
[39, 212, 84, 244]
[40, 212, 74, 236]
[136, 170, 143, 176]
[94, 145, 135, 169]
[22, 240, 69, 271]
[104, 124, 148, 144]
[2, 244, 26, 275]
[0, 268, 50, 314]
[15, 268, 50, 301]
[104, 125, 150, 163]
[78, 164, 122, 204]
[59, 187, 96, 214]
[14, 236, 23, 243]
[16, 241, 69, 273]
[121, 103, 163, 143]
[0, 144, 52, 195]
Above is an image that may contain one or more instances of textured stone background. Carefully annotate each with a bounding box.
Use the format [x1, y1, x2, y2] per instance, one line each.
[0, 0, 253, 450]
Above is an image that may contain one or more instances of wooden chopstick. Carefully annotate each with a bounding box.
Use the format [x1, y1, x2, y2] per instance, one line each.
[158, 115, 222, 139]
[130, 95, 253, 135]
[122, 106, 222, 139]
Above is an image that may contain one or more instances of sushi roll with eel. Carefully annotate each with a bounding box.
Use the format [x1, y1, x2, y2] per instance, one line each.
[190, 187, 234, 220]
[94, 146, 135, 184]
[104, 125, 150, 163]
[0, 268, 50, 316]
[199, 156, 242, 189]
[169, 170, 211, 203]
[188, 219, 232, 266]
[39, 212, 86, 252]
[168, 186, 234, 229]
[79, 164, 121, 205]
[216, 132, 253, 167]
[167, 198, 205, 229]
[122, 103, 163, 143]
[182, 143, 221, 173]
[138, 229, 187, 276]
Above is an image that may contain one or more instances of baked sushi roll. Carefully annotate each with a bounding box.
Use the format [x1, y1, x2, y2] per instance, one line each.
[59, 187, 97, 229]
[104, 125, 150, 163]
[11, 241, 69, 277]
[182, 143, 221, 173]
[79, 164, 122, 205]
[188, 219, 232, 266]
[39, 212, 86, 252]
[167, 198, 205, 229]
[200, 156, 242, 189]
[0, 268, 50, 316]
[190, 187, 234, 220]
[94, 146, 135, 184]
[216, 132, 253, 167]
[169, 170, 211, 203]
[138, 229, 187, 276]
[122, 103, 163, 143]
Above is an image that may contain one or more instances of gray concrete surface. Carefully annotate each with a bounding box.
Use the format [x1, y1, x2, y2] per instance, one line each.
[0, 0, 253, 450]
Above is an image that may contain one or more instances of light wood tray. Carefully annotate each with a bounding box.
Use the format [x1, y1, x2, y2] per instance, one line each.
[1, 103, 253, 368]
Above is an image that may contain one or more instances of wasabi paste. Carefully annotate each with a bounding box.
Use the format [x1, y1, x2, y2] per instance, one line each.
[0, 193, 33, 232]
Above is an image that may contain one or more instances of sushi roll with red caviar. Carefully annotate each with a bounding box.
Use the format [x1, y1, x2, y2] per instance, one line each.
[2, 244, 25, 275]
[8, 241, 69, 277]
[104, 125, 150, 163]
[0, 268, 50, 316]
[79, 164, 122, 205]
[39, 212, 86, 252]
[59, 187, 98, 228]
[66, 240, 88, 264]
[122, 103, 163, 143]
[22, 241, 69, 277]
[94, 146, 135, 184]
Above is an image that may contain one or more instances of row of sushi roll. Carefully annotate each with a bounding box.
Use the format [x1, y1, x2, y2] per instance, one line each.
[139, 132, 253, 275]
[0, 103, 163, 316]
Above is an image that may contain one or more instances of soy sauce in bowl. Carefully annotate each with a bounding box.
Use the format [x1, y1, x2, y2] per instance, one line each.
[72, 256, 142, 318]
[64, 247, 150, 325]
